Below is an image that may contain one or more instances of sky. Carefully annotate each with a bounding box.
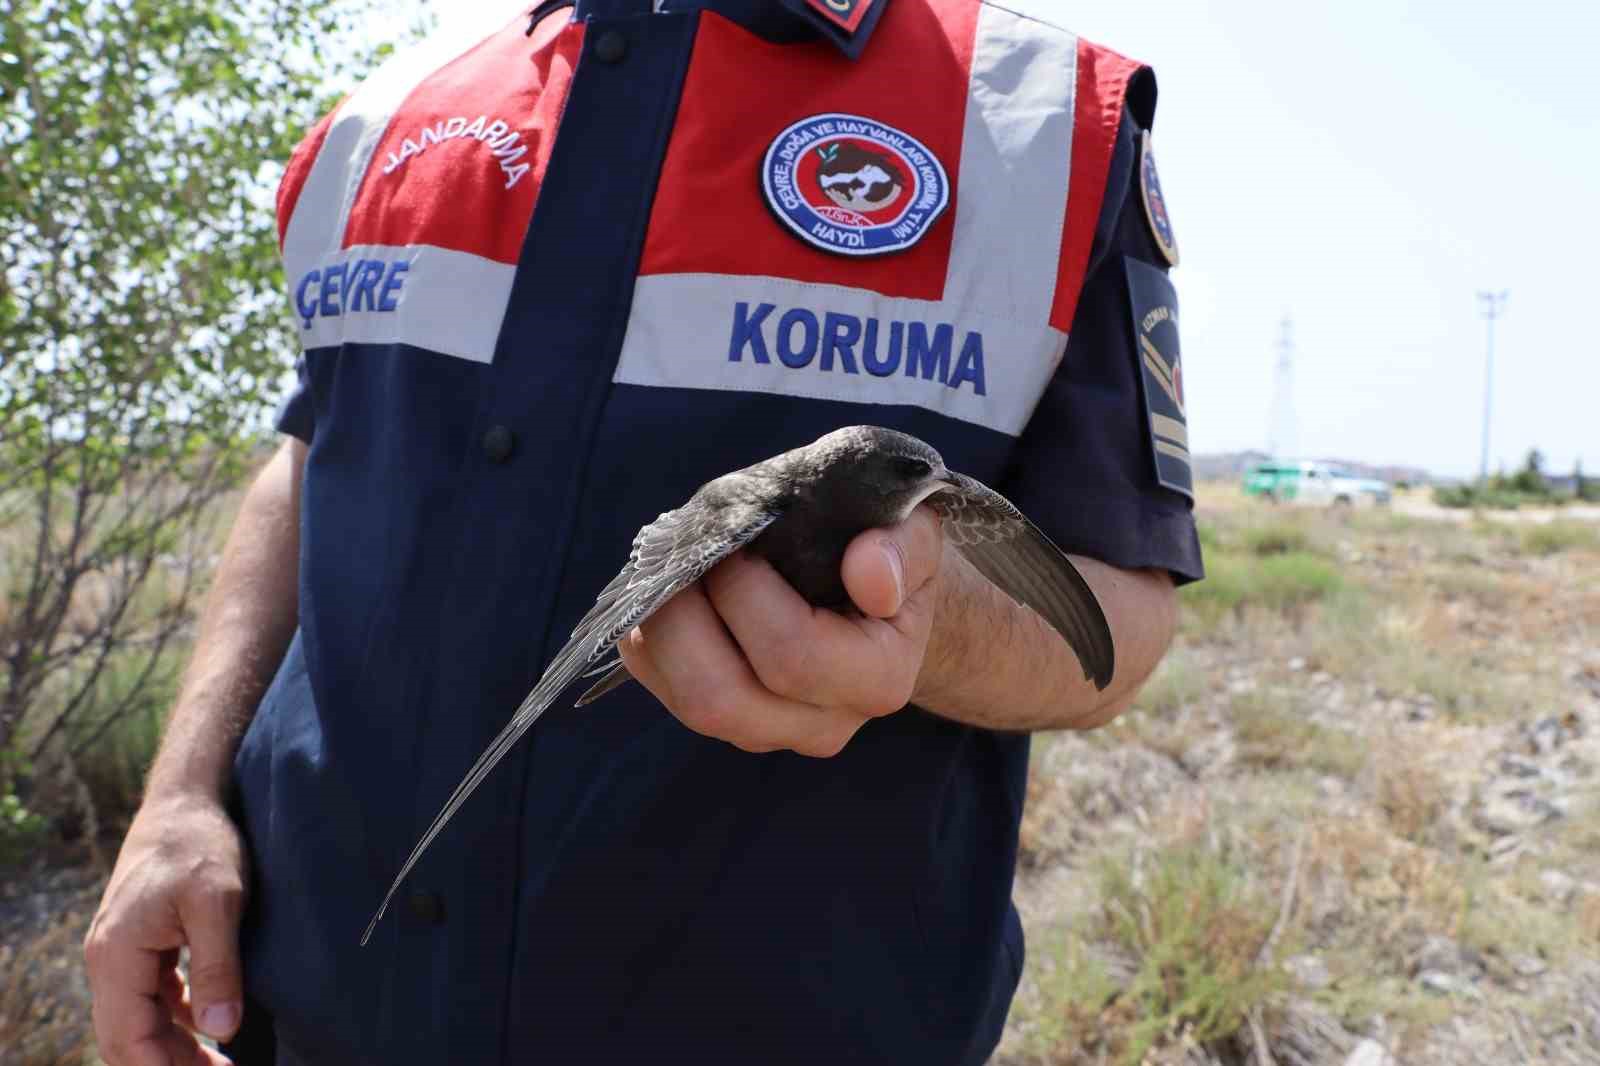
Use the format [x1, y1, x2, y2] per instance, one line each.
[1063, 0, 1600, 478]
[372, 1, 1599, 479]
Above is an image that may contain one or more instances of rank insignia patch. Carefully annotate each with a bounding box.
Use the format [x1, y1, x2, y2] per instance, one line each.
[1125, 257, 1192, 498]
[761, 113, 950, 258]
[804, 0, 875, 34]
[1138, 130, 1179, 267]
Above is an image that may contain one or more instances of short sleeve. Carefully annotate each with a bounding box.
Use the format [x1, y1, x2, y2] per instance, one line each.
[273, 352, 316, 443]
[270, 109, 339, 446]
[1001, 103, 1204, 584]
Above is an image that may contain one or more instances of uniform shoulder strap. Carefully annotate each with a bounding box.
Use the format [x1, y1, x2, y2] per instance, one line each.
[1048, 35, 1152, 331]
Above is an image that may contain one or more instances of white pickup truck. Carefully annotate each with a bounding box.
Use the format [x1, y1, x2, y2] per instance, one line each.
[1243, 461, 1392, 507]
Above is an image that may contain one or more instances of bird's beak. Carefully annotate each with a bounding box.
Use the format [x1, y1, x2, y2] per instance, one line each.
[909, 471, 957, 512]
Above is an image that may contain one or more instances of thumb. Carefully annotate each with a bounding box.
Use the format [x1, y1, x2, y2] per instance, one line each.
[841, 505, 944, 619]
[179, 876, 246, 1041]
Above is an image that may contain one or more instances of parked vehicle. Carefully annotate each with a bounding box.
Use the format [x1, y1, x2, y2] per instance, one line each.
[1243, 461, 1391, 507]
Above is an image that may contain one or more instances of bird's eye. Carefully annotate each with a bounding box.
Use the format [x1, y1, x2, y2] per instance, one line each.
[892, 457, 933, 480]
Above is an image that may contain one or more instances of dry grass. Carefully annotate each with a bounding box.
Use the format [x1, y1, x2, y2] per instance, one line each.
[1133, 648, 1210, 719]
[1002, 485, 1600, 1066]
[1579, 892, 1600, 946]
[1518, 520, 1600, 557]
[1179, 550, 1344, 630]
[6, 479, 1600, 1066]
[0, 918, 93, 1066]
[1023, 835, 1285, 1066]
[1228, 689, 1367, 779]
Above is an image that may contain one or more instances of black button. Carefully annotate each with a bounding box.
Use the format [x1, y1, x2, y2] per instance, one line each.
[481, 425, 516, 464]
[407, 890, 445, 926]
[592, 29, 627, 64]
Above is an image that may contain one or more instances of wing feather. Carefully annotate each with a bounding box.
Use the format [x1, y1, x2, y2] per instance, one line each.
[361, 501, 778, 945]
[928, 473, 1115, 690]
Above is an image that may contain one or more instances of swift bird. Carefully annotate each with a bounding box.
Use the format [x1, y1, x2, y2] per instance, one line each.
[361, 425, 1113, 945]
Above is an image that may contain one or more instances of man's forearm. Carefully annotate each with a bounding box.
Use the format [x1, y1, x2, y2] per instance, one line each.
[143, 439, 304, 802]
[915, 547, 1176, 732]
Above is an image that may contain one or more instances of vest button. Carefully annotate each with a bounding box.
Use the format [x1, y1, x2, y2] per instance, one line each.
[592, 29, 627, 64]
[406, 890, 445, 926]
[481, 425, 516, 464]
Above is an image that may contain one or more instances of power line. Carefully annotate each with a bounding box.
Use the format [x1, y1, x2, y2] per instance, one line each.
[1477, 290, 1508, 482]
[1269, 316, 1296, 458]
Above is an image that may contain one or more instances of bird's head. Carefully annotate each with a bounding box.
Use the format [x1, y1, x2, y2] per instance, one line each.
[810, 426, 955, 524]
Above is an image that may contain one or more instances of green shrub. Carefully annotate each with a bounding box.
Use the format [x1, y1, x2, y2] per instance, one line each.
[1181, 552, 1248, 623]
[1433, 484, 1535, 510]
[1347, 508, 1423, 536]
[1027, 842, 1284, 1065]
[1255, 553, 1343, 608]
[1242, 522, 1311, 557]
[1435, 454, 1571, 511]
[1229, 690, 1366, 778]
[0, 789, 48, 868]
[1519, 521, 1600, 557]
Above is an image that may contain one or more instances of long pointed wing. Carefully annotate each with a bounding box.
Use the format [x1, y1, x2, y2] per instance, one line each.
[573, 658, 631, 706]
[361, 502, 778, 945]
[927, 472, 1115, 690]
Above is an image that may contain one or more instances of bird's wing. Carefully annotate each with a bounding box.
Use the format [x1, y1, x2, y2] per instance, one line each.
[572, 659, 632, 706]
[927, 472, 1116, 690]
[361, 500, 779, 945]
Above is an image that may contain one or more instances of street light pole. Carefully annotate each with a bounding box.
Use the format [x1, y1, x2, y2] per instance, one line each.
[1477, 290, 1508, 484]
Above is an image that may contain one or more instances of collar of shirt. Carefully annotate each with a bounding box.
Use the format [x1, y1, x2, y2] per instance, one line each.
[567, 0, 889, 59]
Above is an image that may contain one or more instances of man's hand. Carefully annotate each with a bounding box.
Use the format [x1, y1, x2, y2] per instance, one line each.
[621, 499, 1178, 749]
[85, 794, 248, 1066]
[619, 506, 947, 757]
[83, 439, 302, 1066]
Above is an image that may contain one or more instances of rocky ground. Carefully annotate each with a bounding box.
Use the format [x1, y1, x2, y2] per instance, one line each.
[4, 488, 1598, 1065]
[997, 489, 1600, 1065]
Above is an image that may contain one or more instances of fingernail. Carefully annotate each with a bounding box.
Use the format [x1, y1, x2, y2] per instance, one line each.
[879, 537, 905, 607]
[200, 1002, 240, 1037]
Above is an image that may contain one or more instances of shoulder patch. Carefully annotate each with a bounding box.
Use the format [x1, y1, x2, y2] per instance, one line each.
[760, 113, 950, 258]
[1125, 257, 1191, 498]
[1138, 130, 1179, 267]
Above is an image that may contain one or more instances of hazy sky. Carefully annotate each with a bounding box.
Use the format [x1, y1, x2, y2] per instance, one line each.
[374, 1, 1597, 478]
[1065, 1, 1599, 477]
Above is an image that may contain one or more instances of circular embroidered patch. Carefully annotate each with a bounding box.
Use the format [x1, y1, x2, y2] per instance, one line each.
[1139, 129, 1179, 267]
[761, 113, 950, 257]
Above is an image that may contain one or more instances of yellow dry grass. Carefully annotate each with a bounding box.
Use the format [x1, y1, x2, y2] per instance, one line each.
[1003, 484, 1600, 1065]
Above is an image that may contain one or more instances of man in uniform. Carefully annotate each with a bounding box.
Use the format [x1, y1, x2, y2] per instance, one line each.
[85, 0, 1202, 1063]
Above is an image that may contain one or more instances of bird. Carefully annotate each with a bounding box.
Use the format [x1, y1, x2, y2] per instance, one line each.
[361, 425, 1114, 945]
